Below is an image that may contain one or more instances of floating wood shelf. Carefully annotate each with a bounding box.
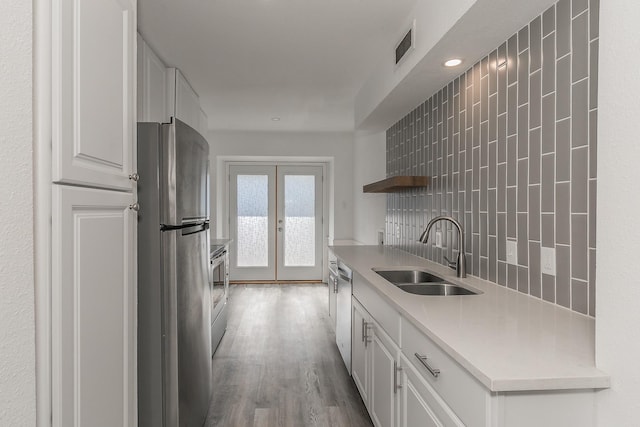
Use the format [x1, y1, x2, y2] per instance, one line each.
[363, 176, 430, 193]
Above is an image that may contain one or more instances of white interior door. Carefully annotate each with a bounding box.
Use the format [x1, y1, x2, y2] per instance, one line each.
[229, 165, 277, 281]
[229, 164, 324, 281]
[276, 166, 323, 281]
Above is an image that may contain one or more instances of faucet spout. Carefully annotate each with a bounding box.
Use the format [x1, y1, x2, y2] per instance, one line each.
[418, 215, 467, 278]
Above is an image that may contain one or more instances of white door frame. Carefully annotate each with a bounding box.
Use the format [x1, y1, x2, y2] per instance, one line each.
[215, 157, 332, 282]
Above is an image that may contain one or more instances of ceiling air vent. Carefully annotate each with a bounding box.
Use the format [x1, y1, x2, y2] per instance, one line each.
[395, 21, 416, 65]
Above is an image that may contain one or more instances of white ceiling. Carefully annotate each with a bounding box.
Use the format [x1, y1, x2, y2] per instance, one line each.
[138, 0, 417, 132]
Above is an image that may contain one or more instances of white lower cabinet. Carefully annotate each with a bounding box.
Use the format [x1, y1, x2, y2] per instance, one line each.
[370, 319, 399, 427]
[52, 185, 137, 427]
[352, 298, 370, 405]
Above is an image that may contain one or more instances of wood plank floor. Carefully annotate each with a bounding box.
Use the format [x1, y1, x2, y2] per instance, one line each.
[204, 284, 373, 427]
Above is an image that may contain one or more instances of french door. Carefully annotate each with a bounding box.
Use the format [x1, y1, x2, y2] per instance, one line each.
[229, 164, 323, 281]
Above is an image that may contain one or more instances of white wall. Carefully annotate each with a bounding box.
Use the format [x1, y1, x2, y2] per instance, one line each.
[353, 131, 387, 244]
[595, 1, 640, 425]
[207, 130, 354, 241]
[0, 1, 36, 424]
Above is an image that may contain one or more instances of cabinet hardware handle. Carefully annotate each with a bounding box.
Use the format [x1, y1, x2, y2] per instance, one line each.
[333, 278, 338, 293]
[415, 353, 440, 378]
[129, 203, 140, 212]
[394, 361, 403, 393]
[129, 173, 139, 181]
[362, 319, 366, 343]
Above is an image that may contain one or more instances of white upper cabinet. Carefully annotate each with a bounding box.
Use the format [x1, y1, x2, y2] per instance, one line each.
[169, 68, 202, 133]
[137, 34, 168, 123]
[52, 0, 136, 192]
[199, 106, 209, 137]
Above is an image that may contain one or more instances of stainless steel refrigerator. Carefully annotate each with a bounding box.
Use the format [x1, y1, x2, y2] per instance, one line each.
[137, 119, 212, 427]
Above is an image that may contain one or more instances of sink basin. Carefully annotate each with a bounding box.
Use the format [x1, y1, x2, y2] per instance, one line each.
[373, 268, 482, 296]
[374, 269, 444, 284]
[396, 283, 479, 296]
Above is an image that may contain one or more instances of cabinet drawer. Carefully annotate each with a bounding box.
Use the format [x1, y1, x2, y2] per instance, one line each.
[401, 318, 490, 427]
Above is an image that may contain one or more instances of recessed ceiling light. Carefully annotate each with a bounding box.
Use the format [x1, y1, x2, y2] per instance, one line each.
[271, 117, 281, 121]
[444, 58, 462, 67]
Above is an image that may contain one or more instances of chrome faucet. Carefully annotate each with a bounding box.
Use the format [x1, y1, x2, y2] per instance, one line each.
[418, 215, 467, 278]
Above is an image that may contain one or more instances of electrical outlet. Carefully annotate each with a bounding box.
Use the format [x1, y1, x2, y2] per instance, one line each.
[541, 247, 556, 275]
[435, 231, 443, 248]
[506, 240, 518, 265]
[377, 230, 385, 245]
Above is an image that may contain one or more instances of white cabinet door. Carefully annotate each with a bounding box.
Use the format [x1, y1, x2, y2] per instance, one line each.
[53, 0, 136, 191]
[370, 323, 399, 427]
[352, 298, 371, 406]
[199, 106, 209, 136]
[138, 34, 168, 123]
[51, 186, 137, 427]
[172, 68, 202, 132]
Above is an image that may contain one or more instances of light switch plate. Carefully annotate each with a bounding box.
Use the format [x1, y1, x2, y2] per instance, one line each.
[506, 240, 518, 265]
[541, 247, 556, 275]
[435, 231, 443, 248]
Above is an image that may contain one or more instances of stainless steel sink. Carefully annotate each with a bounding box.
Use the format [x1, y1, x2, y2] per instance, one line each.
[374, 269, 444, 284]
[373, 268, 481, 296]
[396, 283, 478, 296]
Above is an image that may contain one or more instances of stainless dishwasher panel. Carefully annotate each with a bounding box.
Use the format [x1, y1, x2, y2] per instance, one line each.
[335, 261, 352, 374]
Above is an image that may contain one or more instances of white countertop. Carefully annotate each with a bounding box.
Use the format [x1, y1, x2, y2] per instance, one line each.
[330, 245, 610, 392]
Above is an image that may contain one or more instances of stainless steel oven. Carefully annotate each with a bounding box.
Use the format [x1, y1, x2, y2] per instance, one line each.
[210, 245, 228, 356]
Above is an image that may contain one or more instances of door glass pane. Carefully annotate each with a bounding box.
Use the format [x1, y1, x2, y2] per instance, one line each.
[237, 175, 268, 267]
[284, 175, 315, 266]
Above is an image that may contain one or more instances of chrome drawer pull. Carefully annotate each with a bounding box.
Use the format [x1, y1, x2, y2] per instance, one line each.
[394, 360, 402, 393]
[415, 353, 440, 378]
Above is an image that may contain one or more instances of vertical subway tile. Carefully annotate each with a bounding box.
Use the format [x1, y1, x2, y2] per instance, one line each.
[590, 0, 600, 40]
[541, 154, 555, 212]
[472, 234, 480, 276]
[529, 128, 541, 184]
[518, 26, 529, 52]
[530, 242, 541, 297]
[542, 273, 556, 303]
[556, 56, 571, 120]
[529, 185, 541, 241]
[530, 17, 542, 72]
[518, 266, 529, 293]
[507, 135, 517, 185]
[489, 50, 498, 95]
[489, 94, 498, 141]
[518, 51, 529, 105]
[589, 248, 596, 316]
[542, 34, 556, 95]
[489, 142, 497, 188]
[473, 63, 481, 104]
[498, 114, 507, 162]
[530, 71, 542, 128]
[589, 179, 597, 248]
[589, 110, 598, 178]
[556, 182, 570, 244]
[518, 213, 529, 265]
[543, 5, 555, 37]
[590, 40, 599, 110]
[480, 213, 488, 256]
[508, 34, 518, 84]
[481, 168, 488, 211]
[556, 0, 571, 57]
[541, 213, 555, 247]
[518, 105, 529, 159]
[498, 213, 507, 260]
[572, 214, 588, 281]
[498, 48, 508, 114]
[489, 189, 497, 235]
[498, 261, 507, 286]
[556, 245, 571, 308]
[541, 94, 556, 154]
[571, 280, 588, 315]
[518, 159, 528, 212]
[572, 146, 589, 213]
[508, 264, 519, 290]
[572, 11, 589, 82]
[572, 79, 589, 147]
[480, 258, 488, 280]
[507, 187, 517, 238]
[489, 237, 497, 281]
[556, 119, 571, 182]
[508, 85, 518, 135]
[497, 163, 507, 212]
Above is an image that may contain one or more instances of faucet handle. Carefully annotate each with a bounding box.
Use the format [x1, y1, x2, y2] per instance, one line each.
[443, 255, 456, 270]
